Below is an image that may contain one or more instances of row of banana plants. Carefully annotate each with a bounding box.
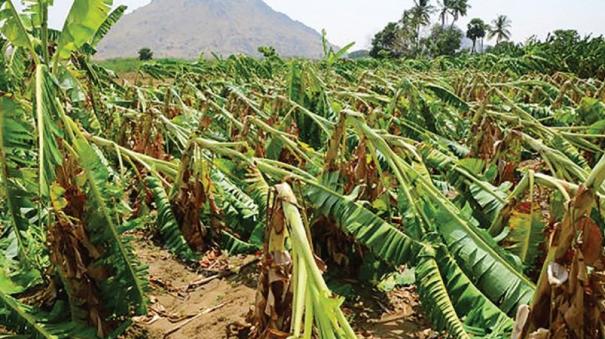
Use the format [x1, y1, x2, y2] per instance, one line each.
[1, 1, 605, 338]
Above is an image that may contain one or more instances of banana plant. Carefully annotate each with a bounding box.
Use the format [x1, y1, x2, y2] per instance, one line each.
[0, 1, 148, 337]
[2, 2, 605, 338]
[250, 182, 355, 338]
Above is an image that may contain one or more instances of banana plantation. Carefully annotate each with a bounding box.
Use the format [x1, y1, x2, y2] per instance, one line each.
[2, 1, 605, 339]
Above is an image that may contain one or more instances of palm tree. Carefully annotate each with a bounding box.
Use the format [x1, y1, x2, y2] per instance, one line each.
[410, 0, 435, 48]
[466, 18, 487, 53]
[488, 15, 512, 44]
[438, 0, 453, 26]
[411, 0, 435, 28]
[450, 0, 470, 27]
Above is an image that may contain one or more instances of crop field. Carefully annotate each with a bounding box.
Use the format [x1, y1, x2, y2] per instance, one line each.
[2, 1, 605, 339]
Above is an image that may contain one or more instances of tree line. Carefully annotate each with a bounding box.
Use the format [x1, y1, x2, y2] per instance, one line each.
[369, 0, 511, 58]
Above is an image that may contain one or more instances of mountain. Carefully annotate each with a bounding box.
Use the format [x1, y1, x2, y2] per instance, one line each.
[96, 0, 325, 59]
[347, 49, 370, 59]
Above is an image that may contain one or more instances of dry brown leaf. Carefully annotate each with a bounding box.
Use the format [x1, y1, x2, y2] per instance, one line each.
[580, 217, 603, 265]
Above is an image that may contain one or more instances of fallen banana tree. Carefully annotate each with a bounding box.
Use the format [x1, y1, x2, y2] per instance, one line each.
[250, 182, 356, 338]
[2, 1, 605, 337]
[520, 154, 605, 338]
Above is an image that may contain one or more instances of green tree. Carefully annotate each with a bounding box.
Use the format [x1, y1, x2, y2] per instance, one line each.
[450, 0, 470, 27]
[411, 0, 435, 28]
[410, 0, 435, 48]
[138, 47, 153, 61]
[370, 22, 401, 58]
[398, 10, 424, 57]
[466, 18, 487, 53]
[371, 1, 440, 59]
[427, 24, 463, 56]
[548, 29, 581, 49]
[488, 15, 512, 44]
[487, 41, 523, 56]
[438, 0, 452, 26]
[258, 46, 277, 58]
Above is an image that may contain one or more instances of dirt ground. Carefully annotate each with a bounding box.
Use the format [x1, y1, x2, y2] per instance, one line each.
[123, 236, 438, 339]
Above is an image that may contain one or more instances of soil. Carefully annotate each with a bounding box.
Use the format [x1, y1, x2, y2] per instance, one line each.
[123, 235, 438, 339]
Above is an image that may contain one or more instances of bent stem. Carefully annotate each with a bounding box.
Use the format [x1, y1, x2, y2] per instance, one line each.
[276, 183, 356, 339]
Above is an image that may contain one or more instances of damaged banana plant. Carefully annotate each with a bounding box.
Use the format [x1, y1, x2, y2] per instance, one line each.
[2, 0, 605, 338]
[0, 0, 146, 338]
[518, 155, 605, 338]
[251, 183, 355, 339]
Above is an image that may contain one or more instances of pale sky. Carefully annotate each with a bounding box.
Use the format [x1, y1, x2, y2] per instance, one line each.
[43, 0, 605, 48]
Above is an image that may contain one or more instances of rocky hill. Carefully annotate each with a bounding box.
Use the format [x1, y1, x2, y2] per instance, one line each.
[96, 0, 325, 59]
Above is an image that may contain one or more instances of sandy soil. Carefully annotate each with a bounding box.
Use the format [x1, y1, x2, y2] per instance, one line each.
[120, 237, 255, 339]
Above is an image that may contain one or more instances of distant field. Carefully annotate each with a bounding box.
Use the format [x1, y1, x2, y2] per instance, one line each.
[96, 57, 191, 73]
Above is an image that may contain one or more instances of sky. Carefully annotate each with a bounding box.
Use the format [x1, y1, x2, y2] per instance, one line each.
[43, 0, 605, 49]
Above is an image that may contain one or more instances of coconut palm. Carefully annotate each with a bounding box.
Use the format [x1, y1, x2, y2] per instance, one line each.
[450, 0, 470, 27]
[488, 15, 512, 44]
[410, 0, 436, 29]
[409, 0, 436, 50]
[438, 0, 453, 26]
